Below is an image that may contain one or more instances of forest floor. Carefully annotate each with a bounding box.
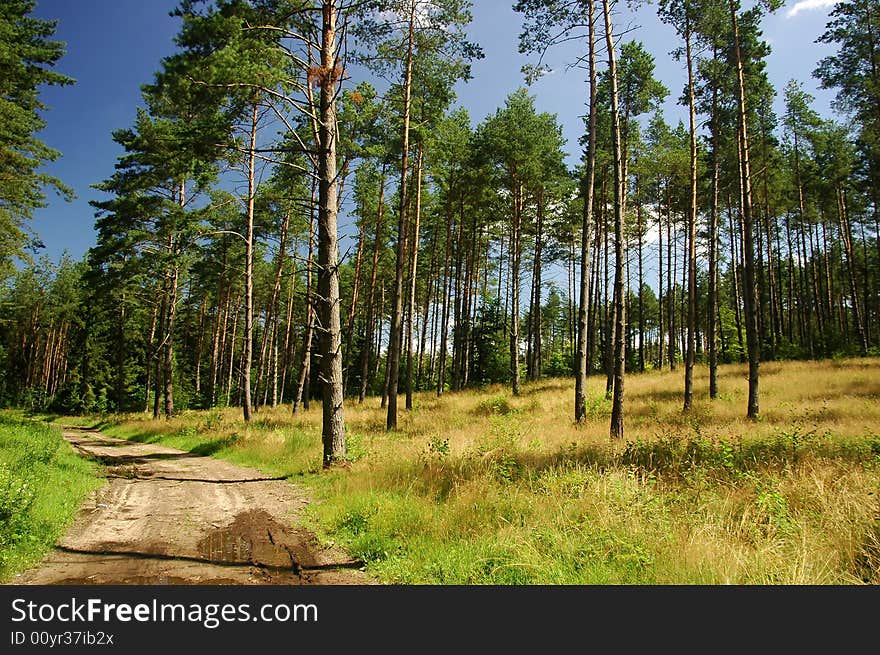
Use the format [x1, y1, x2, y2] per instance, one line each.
[12, 428, 371, 585]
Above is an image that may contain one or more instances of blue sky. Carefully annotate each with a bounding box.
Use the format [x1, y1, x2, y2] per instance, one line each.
[28, 0, 842, 266]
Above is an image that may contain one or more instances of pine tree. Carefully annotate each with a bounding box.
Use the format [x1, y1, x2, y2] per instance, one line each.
[0, 0, 74, 277]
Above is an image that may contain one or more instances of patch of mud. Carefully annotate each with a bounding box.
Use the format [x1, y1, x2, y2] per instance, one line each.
[48, 575, 242, 585]
[198, 510, 331, 572]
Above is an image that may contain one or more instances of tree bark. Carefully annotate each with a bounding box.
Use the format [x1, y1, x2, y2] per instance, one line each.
[242, 103, 258, 423]
[316, 0, 346, 466]
[386, 0, 416, 430]
[359, 166, 386, 404]
[729, 0, 760, 419]
[575, 5, 597, 423]
[406, 143, 424, 409]
[683, 21, 698, 412]
[708, 48, 720, 399]
[510, 180, 523, 396]
[603, 0, 626, 440]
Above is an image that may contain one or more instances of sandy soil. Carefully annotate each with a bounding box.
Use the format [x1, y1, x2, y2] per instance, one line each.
[13, 429, 372, 585]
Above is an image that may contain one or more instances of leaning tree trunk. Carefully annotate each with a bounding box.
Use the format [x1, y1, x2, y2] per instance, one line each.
[163, 261, 178, 419]
[316, 0, 346, 466]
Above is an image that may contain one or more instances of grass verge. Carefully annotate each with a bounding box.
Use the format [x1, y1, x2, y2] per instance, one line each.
[0, 413, 103, 581]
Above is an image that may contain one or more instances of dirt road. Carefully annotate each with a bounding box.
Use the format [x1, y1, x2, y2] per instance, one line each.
[14, 429, 370, 585]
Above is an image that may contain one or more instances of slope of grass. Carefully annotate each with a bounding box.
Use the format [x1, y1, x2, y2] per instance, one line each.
[94, 359, 880, 584]
[0, 413, 103, 581]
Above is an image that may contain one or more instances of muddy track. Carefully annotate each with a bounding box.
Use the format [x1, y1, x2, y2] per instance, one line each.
[13, 429, 372, 585]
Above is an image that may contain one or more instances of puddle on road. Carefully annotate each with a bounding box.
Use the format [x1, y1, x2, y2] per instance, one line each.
[199, 530, 253, 564]
[197, 510, 319, 570]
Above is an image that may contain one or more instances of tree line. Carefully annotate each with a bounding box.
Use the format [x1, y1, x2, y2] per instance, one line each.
[2, 0, 879, 463]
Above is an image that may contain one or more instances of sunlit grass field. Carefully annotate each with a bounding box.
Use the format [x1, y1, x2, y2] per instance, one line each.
[91, 359, 880, 584]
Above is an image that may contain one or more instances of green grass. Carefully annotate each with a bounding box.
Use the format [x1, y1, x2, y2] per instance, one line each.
[0, 412, 103, 581]
[85, 360, 880, 585]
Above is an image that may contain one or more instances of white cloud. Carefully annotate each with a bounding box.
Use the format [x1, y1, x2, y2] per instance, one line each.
[786, 0, 841, 18]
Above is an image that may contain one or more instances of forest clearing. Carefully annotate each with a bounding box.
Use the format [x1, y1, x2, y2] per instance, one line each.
[2, 0, 880, 589]
[8, 358, 875, 585]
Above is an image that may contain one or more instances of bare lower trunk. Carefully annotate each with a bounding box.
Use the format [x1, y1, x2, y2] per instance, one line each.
[316, 1, 346, 465]
[359, 167, 386, 404]
[406, 143, 424, 410]
[386, 1, 416, 430]
[603, 0, 626, 440]
[576, 15, 598, 423]
[437, 205, 453, 397]
[294, 183, 318, 415]
[510, 182, 523, 396]
[730, 0, 760, 419]
[683, 23, 698, 412]
[708, 54, 720, 400]
[243, 103, 258, 423]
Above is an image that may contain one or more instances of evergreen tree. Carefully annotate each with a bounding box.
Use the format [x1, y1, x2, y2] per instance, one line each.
[0, 0, 74, 277]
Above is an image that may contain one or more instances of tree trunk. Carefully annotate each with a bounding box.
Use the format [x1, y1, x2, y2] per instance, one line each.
[531, 187, 545, 381]
[316, 0, 346, 466]
[636, 179, 645, 374]
[729, 0, 760, 419]
[838, 187, 869, 354]
[510, 181, 523, 396]
[575, 8, 598, 423]
[242, 103, 258, 423]
[437, 203, 453, 397]
[294, 182, 317, 414]
[708, 53, 720, 399]
[658, 183, 664, 370]
[406, 143, 424, 409]
[359, 166, 386, 404]
[603, 0, 626, 440]
[386, 1, 416, 430]
[683, 21, 698, 412]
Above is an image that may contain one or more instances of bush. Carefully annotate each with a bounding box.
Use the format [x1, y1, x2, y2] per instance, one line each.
[474, 394, 517, 416]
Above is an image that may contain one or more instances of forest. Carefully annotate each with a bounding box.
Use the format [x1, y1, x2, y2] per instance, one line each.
[2, 0, 879, 469]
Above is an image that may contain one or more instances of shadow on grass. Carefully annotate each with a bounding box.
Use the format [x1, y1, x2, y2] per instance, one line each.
[190, 438, 235, 457]
[103, 428, 239, 458]
[636, 388, 685, 404]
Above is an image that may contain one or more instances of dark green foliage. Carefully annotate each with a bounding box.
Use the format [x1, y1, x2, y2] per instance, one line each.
[0, 0, 74, 278]
[2, 0, 879, 419]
